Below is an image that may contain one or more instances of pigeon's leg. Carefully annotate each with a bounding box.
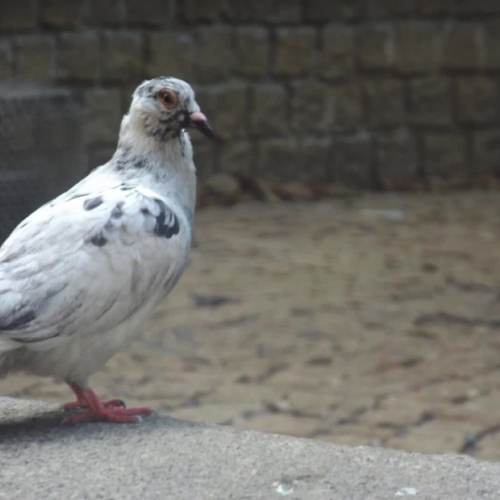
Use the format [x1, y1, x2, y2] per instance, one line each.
[63, 383, 126, 411]
[64, 384, 153, 424]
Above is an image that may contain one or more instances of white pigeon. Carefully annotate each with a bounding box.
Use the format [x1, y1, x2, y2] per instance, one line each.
[0, 76, 214, 424]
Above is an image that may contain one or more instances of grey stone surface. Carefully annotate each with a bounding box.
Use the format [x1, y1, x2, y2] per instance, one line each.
[375, 131, 420, 189]
[40, 0, 86, 28]
[125, 0, 173, 27]
[223, 0, 300, 23]
[273, 27, 316, 77]
[408, 77, 453, 127]
[357, 25, 393, 70]
[456, 77, 499, 125]
[320, 26, 354, 81]
[1, 396, 499, 500]
[291, 82, 333, 135]
[249, 84, 287, 138]
[0, 0, 38, 30]
[195, 26, 234, 82]
[234, 26, 269, 77]
[83, 88, 122, 146]
[147, 32, 194, 80]
[442, 23, 481, 70]
[0, 83, 86, 242]
[101, 31, 144, 81]
[56, 33, 99, 81]
[393, 21, 440, 74]
[15, 35, 54, 81]
[365, 79, 405, 129]
[0, 41, 13, 78]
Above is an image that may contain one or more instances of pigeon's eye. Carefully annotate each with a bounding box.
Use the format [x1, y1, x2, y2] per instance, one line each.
[158, 90, 177, 108]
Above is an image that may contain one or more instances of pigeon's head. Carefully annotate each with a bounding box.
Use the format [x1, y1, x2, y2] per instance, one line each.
[129, 77, 214, 141]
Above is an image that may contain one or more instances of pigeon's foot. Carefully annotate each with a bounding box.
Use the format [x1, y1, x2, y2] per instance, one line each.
[69, 404, 153, 424]
[64, 384, 153, 424]
[63, 398, 126, 412]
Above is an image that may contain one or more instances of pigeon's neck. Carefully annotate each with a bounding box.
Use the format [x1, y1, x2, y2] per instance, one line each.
[108, 116, 197, 220]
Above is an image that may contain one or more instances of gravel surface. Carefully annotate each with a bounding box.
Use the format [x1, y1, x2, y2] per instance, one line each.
[2, 192, 500, 460]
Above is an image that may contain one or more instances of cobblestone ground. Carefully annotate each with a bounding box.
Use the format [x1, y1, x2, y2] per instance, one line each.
[3, 192, 500, 461]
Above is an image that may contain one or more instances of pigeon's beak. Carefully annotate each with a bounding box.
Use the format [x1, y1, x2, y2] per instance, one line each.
[187, 112, 215, 140]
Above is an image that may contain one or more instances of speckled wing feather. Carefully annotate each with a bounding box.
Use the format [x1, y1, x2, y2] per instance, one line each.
[0, 184, 189, 350]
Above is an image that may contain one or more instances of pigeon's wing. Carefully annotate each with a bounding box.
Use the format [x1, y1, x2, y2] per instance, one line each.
[0, 184, 189, 349]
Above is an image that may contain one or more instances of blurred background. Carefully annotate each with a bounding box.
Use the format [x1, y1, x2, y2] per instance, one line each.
[2, 0, 500, 461]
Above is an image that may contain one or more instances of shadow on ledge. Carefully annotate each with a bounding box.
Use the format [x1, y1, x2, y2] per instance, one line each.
[0, 396, 196, 443]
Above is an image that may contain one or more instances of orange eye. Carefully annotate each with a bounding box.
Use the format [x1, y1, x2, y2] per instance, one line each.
[158, 89, 177, 108]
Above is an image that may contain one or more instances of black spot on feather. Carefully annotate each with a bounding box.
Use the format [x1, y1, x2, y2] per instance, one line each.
[0, 310, 36, 331]
[83, 196, 103, 211]
[153, 199, 180, 239]
[90, 234, 107, 247]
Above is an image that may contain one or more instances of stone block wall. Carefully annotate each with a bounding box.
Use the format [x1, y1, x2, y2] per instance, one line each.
[0, 83, 86, 240]
[1, 0, 500, 190]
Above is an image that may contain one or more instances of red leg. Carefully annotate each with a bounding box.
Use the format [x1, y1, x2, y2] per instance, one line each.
[64, 384, 153, 424]
[63, 384, 87, 411]
[63, 384, 126, 411]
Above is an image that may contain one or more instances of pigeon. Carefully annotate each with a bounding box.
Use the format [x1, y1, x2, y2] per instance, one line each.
[0, 76, 214, 424]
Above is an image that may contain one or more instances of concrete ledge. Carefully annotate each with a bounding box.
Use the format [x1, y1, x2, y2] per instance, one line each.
[0, 397, 499, 500]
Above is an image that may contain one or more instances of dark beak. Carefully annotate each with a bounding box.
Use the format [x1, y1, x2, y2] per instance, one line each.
[187, 112, 215, 140]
